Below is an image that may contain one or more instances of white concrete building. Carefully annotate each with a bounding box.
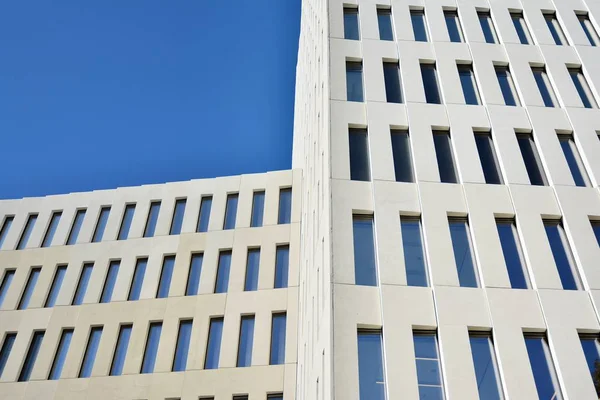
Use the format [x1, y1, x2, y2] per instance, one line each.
[4, 0, 600, 399]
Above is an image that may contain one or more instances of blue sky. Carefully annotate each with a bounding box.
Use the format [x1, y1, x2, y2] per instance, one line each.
[0, 2, 301, 200]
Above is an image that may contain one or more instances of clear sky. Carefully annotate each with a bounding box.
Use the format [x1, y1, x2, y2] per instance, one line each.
[0, 1, 301, 200]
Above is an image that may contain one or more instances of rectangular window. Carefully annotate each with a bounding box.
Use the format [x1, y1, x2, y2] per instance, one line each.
[0, 216, 14, 249]
[18, 267, 41, 310]
[128, 258, 147, 301]
[156, 255, 175, 298]
[344, 7, 360, 40]
[250, 191, 265, 227]
[411, 10, 429, 42]
[444, 10, 464, 42]
[433, 131, 458, 184]
[16, 214, 38, 250]
[92, 206, 110, 243]
[197, 196, 212, 232]
[569, 68, 597, 108]
[544, 220, 581, 290]
[173, 319, 193, 372]
[449, 218, 479, 288]
[18, 331, 44, 382]
[110, 324, 132, 376]
[545, 13, 567, 45]
[267, 395, 283, 400]
[357, 330, 386, 400]
[45, 264, 67, 307]
[100, 261, 120, 303]
[278, 188, 292, 224]
[377, 8, 393, 41]
[205, 317, 224, 369]
[118, 204, 136, 240]
[349, 128, 371, 182]
[458, 64, 481, 105]
[524, 334, 562, 400]
[141, 322, 162, 374]
[592, 220, 600, 248]
[413, 331, 444, 399]
[512, 12, 532, 44]
[579, 334, 600, 392]
[224, 193, 239, 230]
[270, 313, 286, 365]
[0, 333, 17, 378]
[144, 201, 161, 238]
[66, 209, 86, 245]
[237, 315, 255, 367]
[532, 67, 558, 107]
[72, 263, 93, 305]
[478, 11, 499, 43]
[215, 250, 232, 293]
[496, 219, 529, 289]
[421, 63, 442, 104]
[244, 248, 260, 292]
[578, 13, 599, 46]
[170, 199, 186, 235]
[79, 326, 102, 378]
[475, 132, 503, 184]
[346, 61, 364, 102]
[391, 130, 414, 183]
[383, 62, 403, 103]
[559, 134, 590, 187]
[0, 269, 16, 308]
[517, 133, 548, 186]
[401, 217, 428, 287]
[48, 328, 73, 380]
[41, 211, 62, 248]
[186, 253, 203, 296]
[469, 333, 503, 400]
[496, 66, 520, 106]
[353, 215, 377, 286]
[274, 245, 290, 289]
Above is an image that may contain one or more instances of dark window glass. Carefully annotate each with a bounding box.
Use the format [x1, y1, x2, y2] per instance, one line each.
[0, 269, 15, 307]
[421, 64, 441, 104]
[18, 331, 44, 382]
[278, 188, 292, 224]
[559, 135, 589, 187]
[186, 253, 203, 296]
[391, 130, 414, 183]
[110, 324, 132, 376]
[344, 8, 360, 40]
[16, 214, 38, 250]
[517, 133, 548, 186]
[478, 11, 498, 43]
[346, 61, 364, 102]
[449, 218, 479, 288]
[496, 67, 520, 106]
[156, 255, 175, 298]
[580, 335, 600, 396]
[0, 216, 14, 249]
[358, 330, 386, 400]
[532, 67, 557, 107]
[525, 335, 563, 400]
[512, 12, 532, 44]
[251, 191, 265, 227]
[496, 220, 529, 289]
[433, 131, 458, 183]
[237, 316, 255, 367]
[141, 322, 162, 374]
[66, 209, 86, 245]
[92, 206, 110, 243]
[383, 62, 403, 103]
[224, 194, 239, 230]
[445, 11, 464, 42]
[353, 215, 377, 286]
[592, 220, 600, 248]
[48, 329, 73, 380]
[170, 199, 186, 235]
[173, 320, 193, 372]
[118, 204, 135, 240]
[244, 248, 260, 292]
[401, 217, 428, 287]
[578, 14, 600, 46]
[475, 133, 503, 184]
[458, 64, 481, 105]
[411, 10, 429, 42]
[79, 327, 102, 378]
[569, 68, 597, 109]
[267, 395, 283, 400]
[414, 332, 444, 399]
[275, 245, 290, 289]
[544, 220, 580, 290]
[0, 333, 17, 378]
[215, 250, 232, 293]
[144, 201, 161, 238]
[128, 258, 147, 301]
[377, 8, 394, 41]
[469, 334, 503, 400]
[72, 263, 93, 305]
[545, 13, 567, 45]
[270, 313, 287, 365]
[349, 128, 371, 181]
[42, 211, 62, 248]
[205, 317, 224, 369]
[100, 260, 120, 303]
[197, 196, 212, 232]
[45, 265, 67, 307]
[18, 267, 41, 310]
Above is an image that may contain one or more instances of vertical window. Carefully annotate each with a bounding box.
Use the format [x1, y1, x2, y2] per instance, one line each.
[41, 211, 62, 248]
[383, 62, 403, 103]
[237, 315, 255, 367]
[205, 317, 224, 369]
[141, 322, 162, 374]
[343, 7, 360, 40]
[544, 220, 581, 290]
[48, 329, 73, 380]
[0, 269, 16, 307]
[250, 191, 265, 228]
[197, 196, 212, 232]
[186, 253, 203, 296]
[215, 250, 232, 293]
[66, 209, 86, 245]
[274, 245, 290, 289]
[72, 263, 93, 305]
[512, 12, 533, 44]
[458, 64, 481, 105]
[353, 215, 377, 286]
[16, 214, 38, 250]
[156, 255, 175, 298]
[110, 324, 132, 376]
[18, 331, 44, 382]
[579, 334, 600, 396]
[569, 68, 597, 108]
[144, 201, 161, 238]
[349, 128, 371, 182]
[444, 10, 464, 42]
[118, 204, 136, 240]
[377, 8, 393, 41]
[391, 130, 414, 183]
[401, 217, 428, 287]
[45, 264, 67, 307]
[128, 258, 147, 301]
[413, 331, 444, 399]
[559, 134, 590, 187]
[517, 133, 548, 186]
[421, 63, 442, 104]
[0, 333, 17, 378]
[411, 9, 429, 42]
[346, 61, 364, 102]
[524, 335, 563, 400]
[0, 216, 14, 248]
[592, 220, 600, 248]
[545, 13, 567, 45]
[496, 66, 520, 106]
[449, 218, 479, 288]
[224, 194, 239, 230]
[475, 132, 503, 184]
[357, 330, 386, 400]
[100, 260, 120, 303]
[270, 313, 286, 365]
[244, 248, 260, 292]
[469, 333, 503, 400]
[496, 219, 529, 289]
[278, 188, 292, 224]
[433, 131, 459, 184]
[578, 13, 599, 46]
[18, 267, 41, 310]
[532, 67, 558, 107]
[478, 11, 499, 43]
[173, 319, 193, 372]
[79, 327, 102, 378]
[92, 206, 110, 243]
[170, 199, 186, 235]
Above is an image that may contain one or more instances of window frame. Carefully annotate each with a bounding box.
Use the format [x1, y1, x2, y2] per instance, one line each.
[41, 211, 62, 248]
[511, 11, 533, 44]
[478, 11, 499, 44]
[457, 63, 481, 105]
[444, 10, 464, 43]
[496, 218, 530, 289]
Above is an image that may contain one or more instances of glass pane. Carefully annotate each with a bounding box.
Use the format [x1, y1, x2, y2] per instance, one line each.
[580, 16, 599, 46]
[546, 15, 565, 45]
[100, 261, 120, 303]
[251, 192, 265, 227]
[79, 327, 102, 378]
[418, 386, 444, 400]
[378, 9, 394, 41]
[402, 218, 428, 287]
[270, 313, 287, 365]
[580, 337, 600, 378]
[517, 135, 547, 186]
[110, 324, 132, 376]
[391, 131, 414, 182]
[449, 219, 478, 287]
[412, 11, 428, 42]
[156, 256, 175, 298]
[458, 66, 480, 105]
[205, 318, 224, 369]
[570, 70, 596, 109]
[42, 212, 62, 248]
[496, 68, 519, 106]
[173, 320, 193, 371]
[346, 62, 364, 102]
[445, 12, 463, 43]
[170, 199, 186, 235]
[18, 331, 44, 382]
[45, 265, 67, 307]
[417, 359, 442, 385]
[144, 202, 161, 238]
[275, 245, 290, 289]
[224, 194, 238, 230]
[559, 136, 589, 187]
[414, 334, 438, 359]
[496, 221, 528, 289]
[512, 14, 531, 44]
[66, 209, 86, 245]
[353, 216, 377, 286]
[433, 132, 458, 184]
[237, 316, 255, 367]
[475, 134, 503, 184]
[544, 222, 580, 290]
[349, 129, 371, 182]
[525, 336, 562, 400]
[17, 214, 38, 250]
[383, 62, 403, 103]
[0, 333, 17, 378]
[186, 253, 203, 296]
[421, 65, 441, 104]
[0, 216, 14, 248]
[344, 8, 360, 40]
[357, 331, 385, 400]
[278, 188, 292, 224]
[49, 329, 73, 380]
[0, 270, 15, 307]
[141, 322, 162, 373]
[72, 263, 93, 305]
[197, 197, 212, 232]
[215, 251, 232, 293]
[128, 258, 147, 301]
[592, 220, 600, 248]
[470, 336, 503, 400]
[117, 205, 135, 240]
[479, 13, 498, 43]
[18, 268, 41, 310]
[92, 207, 110, 242]
[532, 69, 556, 107]
[245, 249, 260, 291]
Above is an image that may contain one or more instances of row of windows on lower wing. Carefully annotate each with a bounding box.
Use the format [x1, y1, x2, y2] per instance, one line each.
[358, 328, 600, 399]
[0, 313, 287, 382]
[0, 188, 292, 250]
[0, 246, 290, 310]
[353, 214, 599, 290]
